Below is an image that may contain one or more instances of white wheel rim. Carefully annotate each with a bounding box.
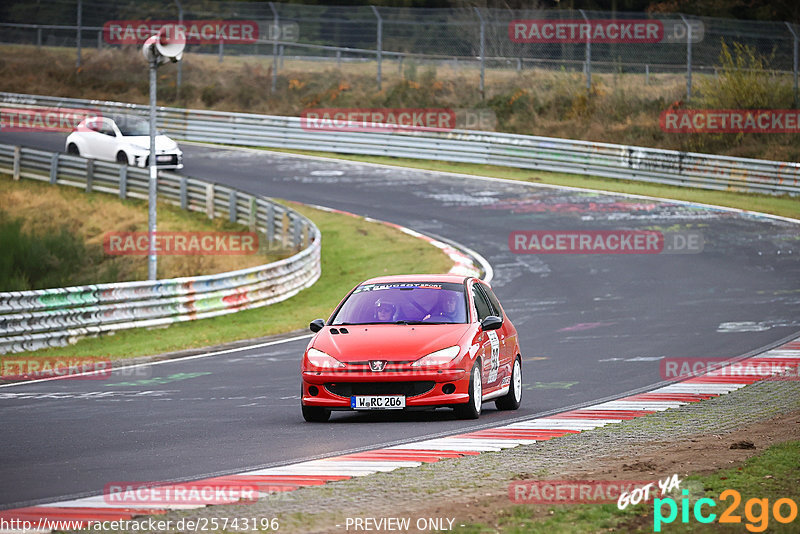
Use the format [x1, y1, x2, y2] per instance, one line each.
[513, 360, 522, 402]
[473, 366, 482, 413]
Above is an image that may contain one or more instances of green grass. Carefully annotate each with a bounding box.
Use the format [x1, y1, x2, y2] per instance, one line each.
[10, 202, 452, 360]
[255, 147, 800, 221]
[0, 209, 89, 290]
[450, 441, 800, 534]
[0, 174, 288, 286]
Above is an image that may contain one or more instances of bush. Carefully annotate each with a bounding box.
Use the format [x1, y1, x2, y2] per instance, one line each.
[697, 41, 792, 109]
[0, 211, 90, 291]
[201, 84, 224, 107]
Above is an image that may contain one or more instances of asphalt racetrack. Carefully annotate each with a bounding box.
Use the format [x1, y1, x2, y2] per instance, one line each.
[1, 132, 798, 508]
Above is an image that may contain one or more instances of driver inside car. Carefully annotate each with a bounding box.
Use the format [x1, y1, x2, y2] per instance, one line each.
[423, 291, 462, 322]
[374, 299, 396, 322]
[437, 292, 461, 322]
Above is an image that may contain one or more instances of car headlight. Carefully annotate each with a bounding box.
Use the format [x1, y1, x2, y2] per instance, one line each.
[306, 348, 345, 369]
[411, 345, 461, 368]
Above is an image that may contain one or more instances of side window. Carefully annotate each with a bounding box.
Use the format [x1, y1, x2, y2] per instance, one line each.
[480, 284, 504, 319]
[472, 285, 492, 321]
[85, 118, 102, 132]
[99, 121, 116, 136]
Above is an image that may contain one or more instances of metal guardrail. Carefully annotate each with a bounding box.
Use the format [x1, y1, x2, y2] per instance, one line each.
[2, 91, 798, 196]
[0, 143, 321, 354]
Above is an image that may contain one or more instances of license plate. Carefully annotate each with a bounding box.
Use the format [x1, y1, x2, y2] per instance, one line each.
[351, 395, 405, 410]
[156, 155, 173, 162]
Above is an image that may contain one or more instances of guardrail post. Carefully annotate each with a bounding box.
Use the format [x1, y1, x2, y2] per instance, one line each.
[118, 165, 127, 199]
[281, 211, 289, 248]
[12, 146, 21, 181]
[205, 183, 215, 219]
[293, 216, 302, 247]
[36, 26, 42, 48]
[49, 153, 59, 184]
[179, 176, 187, 209]
[229, 190, 237, 223]
[266, 204, 275, 249]
[371, 6, 383, 91]
[97, 30, 102, 49]
[85, 159, 94, 192]
[218, 41, 224, 63]
[248, 197, 257, 232]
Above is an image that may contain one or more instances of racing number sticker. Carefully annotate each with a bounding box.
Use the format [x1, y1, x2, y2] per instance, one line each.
[487, 330, 500, 383]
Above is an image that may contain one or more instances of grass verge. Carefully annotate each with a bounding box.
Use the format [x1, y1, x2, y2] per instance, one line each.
[8, 201, 452, 360]
[3, 43, 797, 161]
[257, 148, 800, 221]
[0, 174, 287, 288]
[454, 440, 800, 533]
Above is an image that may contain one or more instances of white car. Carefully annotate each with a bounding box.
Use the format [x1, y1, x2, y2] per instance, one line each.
[65, 115, 183, 170]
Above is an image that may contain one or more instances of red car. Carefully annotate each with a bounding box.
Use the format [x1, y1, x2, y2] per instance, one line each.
[301, 274, 522, 422]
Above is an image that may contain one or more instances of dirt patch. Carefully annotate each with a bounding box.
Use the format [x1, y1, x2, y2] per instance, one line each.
[386, 410, 800, 532]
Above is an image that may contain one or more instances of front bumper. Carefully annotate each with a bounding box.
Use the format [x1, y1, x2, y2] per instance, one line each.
[132, 151, 184, 170]
[301, 368, 469, 409]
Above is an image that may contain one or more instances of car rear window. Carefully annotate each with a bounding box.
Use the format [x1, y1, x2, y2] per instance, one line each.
[331, 282, 468, 325]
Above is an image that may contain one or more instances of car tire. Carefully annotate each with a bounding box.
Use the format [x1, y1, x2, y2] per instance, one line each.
[302, 404, 331, 423]
[496, 357, 522, 411]
[454, 361, 482, 420]
[67, 143, 80, 156]
[116, 152, 129, 165]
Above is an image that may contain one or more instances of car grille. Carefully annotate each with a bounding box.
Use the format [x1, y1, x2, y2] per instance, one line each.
[325, 381, 435, 398]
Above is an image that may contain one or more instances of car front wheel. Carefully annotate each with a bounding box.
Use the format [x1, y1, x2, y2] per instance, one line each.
[454, 361, 482, 419]
[67, 143, 80, 156]
[116, 152, 129, 165]
[496, 357, 522, 411]
[302, 404, 330, 422]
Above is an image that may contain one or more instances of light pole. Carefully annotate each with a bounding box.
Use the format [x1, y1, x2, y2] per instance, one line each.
[142, 26, 185, 280]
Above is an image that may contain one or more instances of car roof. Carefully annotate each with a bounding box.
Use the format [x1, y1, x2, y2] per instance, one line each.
[111, 114, 148, 124]
[79, 114, 144, 125]
[361, 274, 472, 285]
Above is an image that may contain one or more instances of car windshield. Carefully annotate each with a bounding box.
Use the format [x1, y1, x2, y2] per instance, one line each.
[115, 117, 154, 136]
[331, 282, 468, 325]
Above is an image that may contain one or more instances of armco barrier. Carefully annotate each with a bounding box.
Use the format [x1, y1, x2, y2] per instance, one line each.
[0, 144, 321, 354]
[1, 91, 799, 195]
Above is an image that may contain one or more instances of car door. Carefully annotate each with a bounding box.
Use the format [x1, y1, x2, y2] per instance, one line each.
[77, 117, 103, 159]
[471, 282, 501, 395]
[478, 282, 516, 391]
[93, 118, 120, 161]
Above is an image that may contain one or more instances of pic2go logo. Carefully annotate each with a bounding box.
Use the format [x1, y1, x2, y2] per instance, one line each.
[654, 489, 798, 532]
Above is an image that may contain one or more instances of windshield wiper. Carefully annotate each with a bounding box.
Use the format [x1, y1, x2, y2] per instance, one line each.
[395, 320, 450, 325]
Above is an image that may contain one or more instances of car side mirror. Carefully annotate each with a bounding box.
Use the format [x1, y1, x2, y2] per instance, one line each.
[480, 315, 502, 331]
[309, 319, 325, 333]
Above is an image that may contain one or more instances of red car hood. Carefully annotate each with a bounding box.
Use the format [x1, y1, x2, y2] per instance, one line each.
[312, 324, 472, 363]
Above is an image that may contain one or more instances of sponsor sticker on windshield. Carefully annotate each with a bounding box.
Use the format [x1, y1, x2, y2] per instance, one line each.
[354, 283, 446, 293]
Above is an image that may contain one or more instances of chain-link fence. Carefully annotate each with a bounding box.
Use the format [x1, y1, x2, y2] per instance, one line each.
[0, 0, 798, 102]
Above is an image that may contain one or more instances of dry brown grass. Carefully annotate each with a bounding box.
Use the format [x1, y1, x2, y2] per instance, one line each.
[1, 44, 797, 161]
[0, 176, 288, 286]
